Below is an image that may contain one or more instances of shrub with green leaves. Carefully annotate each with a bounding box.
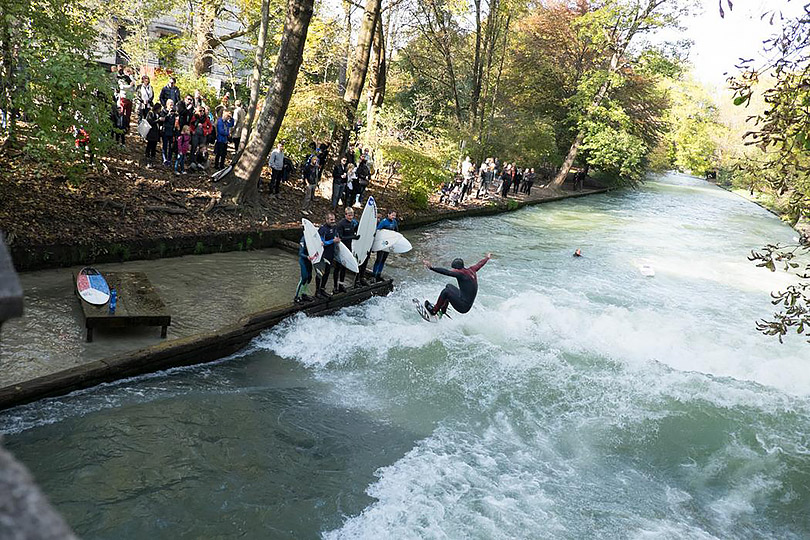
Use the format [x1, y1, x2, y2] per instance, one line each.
[381, 144, 452, 208]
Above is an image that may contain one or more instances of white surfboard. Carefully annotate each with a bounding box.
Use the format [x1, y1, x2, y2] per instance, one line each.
[372, 229, 412, 253]
[639, 264, 655, 277]
[389, 235, 412, 254]
[352, 196, 377, 266]
[302, 218, 324, 264]
[335, 241, 360, 273]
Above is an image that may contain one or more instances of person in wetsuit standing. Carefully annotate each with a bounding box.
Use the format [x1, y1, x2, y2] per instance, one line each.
[422, 253, 492, 317]
[315, 212, 341, 297]
[334, 207, 360, 292]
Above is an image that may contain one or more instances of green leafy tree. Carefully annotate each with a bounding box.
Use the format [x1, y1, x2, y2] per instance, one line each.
[727, 3, 810, 341]
[1, 0, 113, 168]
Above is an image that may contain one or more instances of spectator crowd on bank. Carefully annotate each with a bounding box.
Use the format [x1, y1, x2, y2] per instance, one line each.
[110, 66, 245, 175]
[104, 65, 585, 206]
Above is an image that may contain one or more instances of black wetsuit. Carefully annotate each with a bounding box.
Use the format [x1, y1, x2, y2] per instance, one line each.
[316, 222, 339, 294]
[428, 257, 489, 315]
[334, 217, 359, 288]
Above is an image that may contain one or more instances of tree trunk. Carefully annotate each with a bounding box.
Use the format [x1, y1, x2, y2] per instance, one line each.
[364, 19, 385, 148]
[0, 2, 15, 142]
[337, 0, 352, 94]
[192, 1, 219, 77]
[220, 0, 316, 205]
[241, 0, 270, 150]
[192, 0, 259, 77]
[549, 52, 619, 188]
[482, 12, 510, 153]
[469, 0, 483, 128]
[330, 0, 382, 165]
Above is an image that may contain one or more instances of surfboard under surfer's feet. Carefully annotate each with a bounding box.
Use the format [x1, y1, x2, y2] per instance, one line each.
[413, 298, 437, 322]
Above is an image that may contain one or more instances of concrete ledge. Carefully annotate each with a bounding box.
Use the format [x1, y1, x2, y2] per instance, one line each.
[0, 279, 393, 411]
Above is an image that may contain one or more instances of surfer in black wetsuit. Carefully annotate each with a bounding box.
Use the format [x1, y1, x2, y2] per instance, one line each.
[422, 253, 492, 316]
[334, 207, 359, 293]
[316, 212, 341, 298]
[294, 235, 313, 303]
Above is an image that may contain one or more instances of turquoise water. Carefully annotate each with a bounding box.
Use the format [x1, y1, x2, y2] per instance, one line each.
[2, 173, 809, 539]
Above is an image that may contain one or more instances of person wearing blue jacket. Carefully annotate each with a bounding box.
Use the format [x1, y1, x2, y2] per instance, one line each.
[315, 212, 341, 298]
[294, 235, 314, 303]
[372, 209, 398, 281]
[214, 111, 234, 170]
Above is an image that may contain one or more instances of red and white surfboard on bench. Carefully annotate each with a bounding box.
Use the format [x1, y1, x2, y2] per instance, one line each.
[76, 267, 111, 305]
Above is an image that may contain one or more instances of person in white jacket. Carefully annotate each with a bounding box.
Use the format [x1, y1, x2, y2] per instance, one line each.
[267, 142, 285, 195]
[231, 100, 246, 153]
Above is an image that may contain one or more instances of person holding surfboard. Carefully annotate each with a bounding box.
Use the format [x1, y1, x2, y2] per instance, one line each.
[294, 235, 314, 303]
[421, 253, 492, 318]
[315, 212, 341, 298]
[371, 209, 398, 282]
[334, 207, 359, 293]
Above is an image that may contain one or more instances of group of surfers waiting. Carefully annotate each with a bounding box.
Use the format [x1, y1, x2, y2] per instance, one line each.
[294, 205, 494, 322]
[295, 208, 399, 303]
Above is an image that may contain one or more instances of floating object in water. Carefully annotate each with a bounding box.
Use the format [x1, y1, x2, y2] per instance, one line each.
[76, 267, 111, 305]
[639, 264, 655, 277]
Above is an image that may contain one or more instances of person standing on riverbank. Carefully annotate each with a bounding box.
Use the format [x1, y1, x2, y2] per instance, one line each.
[302, 156, 319, 213]
[332, 157, 348, 210]
[372, 209, 398, 281]
[268, 142, 284, 195]
[160, 100, 177, 166]
[159, 77, 180, 108]
[214, 111, 234, 170]
[144, 103, 161, 168]
[355, 158, 371, 206]
[135, 75, 154, 121]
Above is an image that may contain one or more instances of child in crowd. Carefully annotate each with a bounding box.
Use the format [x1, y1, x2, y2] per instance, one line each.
[175, 125, 191, 175]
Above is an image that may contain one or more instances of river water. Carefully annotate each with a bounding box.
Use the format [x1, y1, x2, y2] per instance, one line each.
[2, 173, 808, 539]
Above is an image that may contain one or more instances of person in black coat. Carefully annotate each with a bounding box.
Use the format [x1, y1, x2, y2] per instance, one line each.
[159, 77, 181, 107]
[500, 166, 512, 197]
[331, 157, 348, 210]
[144, 103, 162, 167]
[302, 156, 320, 213]
[354, 159, 371, 205]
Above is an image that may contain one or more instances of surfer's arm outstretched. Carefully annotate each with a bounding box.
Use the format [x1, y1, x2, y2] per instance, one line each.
[424, 264, 460, 277]
[469, 253, 492, 272]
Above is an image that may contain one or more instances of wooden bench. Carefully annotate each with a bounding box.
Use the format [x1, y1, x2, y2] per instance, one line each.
[75, 271, 171, 342]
